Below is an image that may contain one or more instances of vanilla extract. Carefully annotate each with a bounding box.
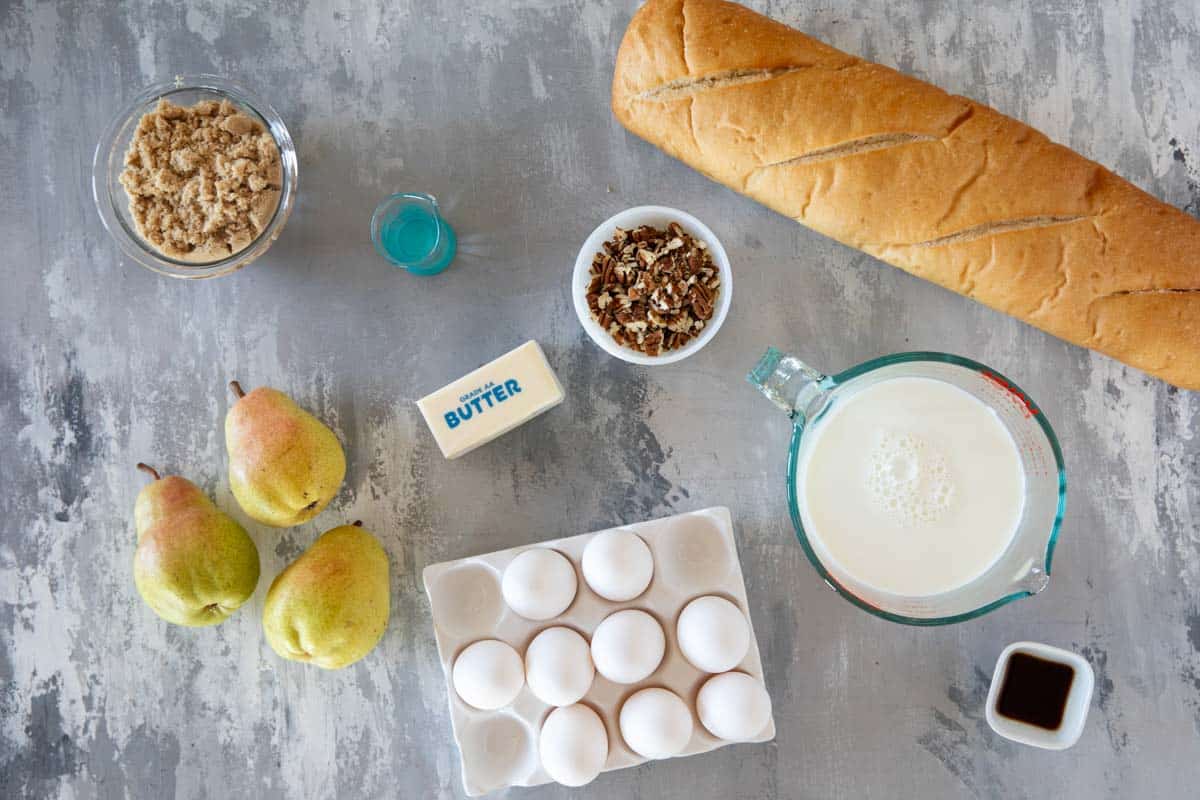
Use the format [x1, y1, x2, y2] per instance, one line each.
[994, 652, 1076, 731]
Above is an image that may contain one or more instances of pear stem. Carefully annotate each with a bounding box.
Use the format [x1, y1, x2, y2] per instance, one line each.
[229, 380, 246, 399]
[352, 520, 363, 527]
[136, 463, 161, 481]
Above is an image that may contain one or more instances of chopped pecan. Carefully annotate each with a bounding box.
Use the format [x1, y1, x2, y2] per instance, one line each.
[585, 220, 720, 356]
[666, 331, 692, 350]
[601, 260, 617, 286]
[642, 330, 664, 356]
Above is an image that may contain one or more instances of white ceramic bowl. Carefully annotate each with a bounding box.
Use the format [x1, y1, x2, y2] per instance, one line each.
[572, 206, 732, 365]
[985, 641, 1094, 750]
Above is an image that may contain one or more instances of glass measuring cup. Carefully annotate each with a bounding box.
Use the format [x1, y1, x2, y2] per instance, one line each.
[748, 348, 1066, 625]
[371, 192, 457, 275]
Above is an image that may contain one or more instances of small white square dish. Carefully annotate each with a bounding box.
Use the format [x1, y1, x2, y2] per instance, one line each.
[985, 641, 1094, 750]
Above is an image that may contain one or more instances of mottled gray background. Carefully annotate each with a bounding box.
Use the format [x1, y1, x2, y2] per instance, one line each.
[2, 0, 1199, 797]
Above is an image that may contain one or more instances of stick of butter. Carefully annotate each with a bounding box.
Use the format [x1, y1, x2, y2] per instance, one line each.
[416, 341, 565, 459]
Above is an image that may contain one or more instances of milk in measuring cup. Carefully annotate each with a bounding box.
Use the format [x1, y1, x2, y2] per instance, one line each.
[797, 376, 1026, 597]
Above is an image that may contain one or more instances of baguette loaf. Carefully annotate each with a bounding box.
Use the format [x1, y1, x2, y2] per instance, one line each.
[612, 0, 1200, 390]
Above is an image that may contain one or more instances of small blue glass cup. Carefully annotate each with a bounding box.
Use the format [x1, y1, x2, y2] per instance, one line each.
[371, 192, 456, 275]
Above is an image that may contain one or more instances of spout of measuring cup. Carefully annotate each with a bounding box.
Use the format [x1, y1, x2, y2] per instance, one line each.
[747, 347, 829, 423]
[1019, 566, 1051, 595]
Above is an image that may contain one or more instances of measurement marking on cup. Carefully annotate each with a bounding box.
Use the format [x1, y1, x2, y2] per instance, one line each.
[982, 371, 1037, 418]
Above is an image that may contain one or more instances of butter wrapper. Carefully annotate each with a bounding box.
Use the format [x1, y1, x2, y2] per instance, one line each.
[416, 341, 565, 459]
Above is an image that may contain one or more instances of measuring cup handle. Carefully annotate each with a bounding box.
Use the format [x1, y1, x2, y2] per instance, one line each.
[747, 347, 829, 423]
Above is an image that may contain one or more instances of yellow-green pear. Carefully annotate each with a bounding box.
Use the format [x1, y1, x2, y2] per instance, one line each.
[262, 522, 390, 669]
[133, 463, 260, 626]
[225, 380, 346, 527]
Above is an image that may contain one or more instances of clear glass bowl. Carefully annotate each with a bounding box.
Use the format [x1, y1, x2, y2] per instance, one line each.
[92, 75, 298, 279]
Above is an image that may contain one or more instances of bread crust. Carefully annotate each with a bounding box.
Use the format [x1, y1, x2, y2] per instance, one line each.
[613, 0, 1200, 389]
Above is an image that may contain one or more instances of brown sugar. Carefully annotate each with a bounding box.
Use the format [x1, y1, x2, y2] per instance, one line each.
[119, 98, 282, 263]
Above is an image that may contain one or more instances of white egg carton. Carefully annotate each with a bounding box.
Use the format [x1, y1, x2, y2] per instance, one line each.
[422, 507, 774, 796]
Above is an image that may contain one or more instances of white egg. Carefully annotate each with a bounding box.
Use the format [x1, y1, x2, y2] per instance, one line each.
[525, 627, 595, 707]
[696, 672, 772, 741]
[581, 530, 654, 601]
[452, 639, 525, 711]
[538, 703, 609, 787]
[590, 609, 665, 684]
[501, 548, 577, 620]
[618, 687, 694, 759]
[676, 595, 750, 673]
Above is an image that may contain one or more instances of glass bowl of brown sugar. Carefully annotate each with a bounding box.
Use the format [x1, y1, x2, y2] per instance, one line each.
[93, 74, 298, 279]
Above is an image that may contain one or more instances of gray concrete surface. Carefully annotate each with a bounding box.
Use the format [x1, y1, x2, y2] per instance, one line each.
[2, 0, 1199, 797]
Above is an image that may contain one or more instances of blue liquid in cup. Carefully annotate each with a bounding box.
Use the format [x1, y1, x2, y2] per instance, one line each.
[372, 194, 456, 275]
[382, 206, 438, 262]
